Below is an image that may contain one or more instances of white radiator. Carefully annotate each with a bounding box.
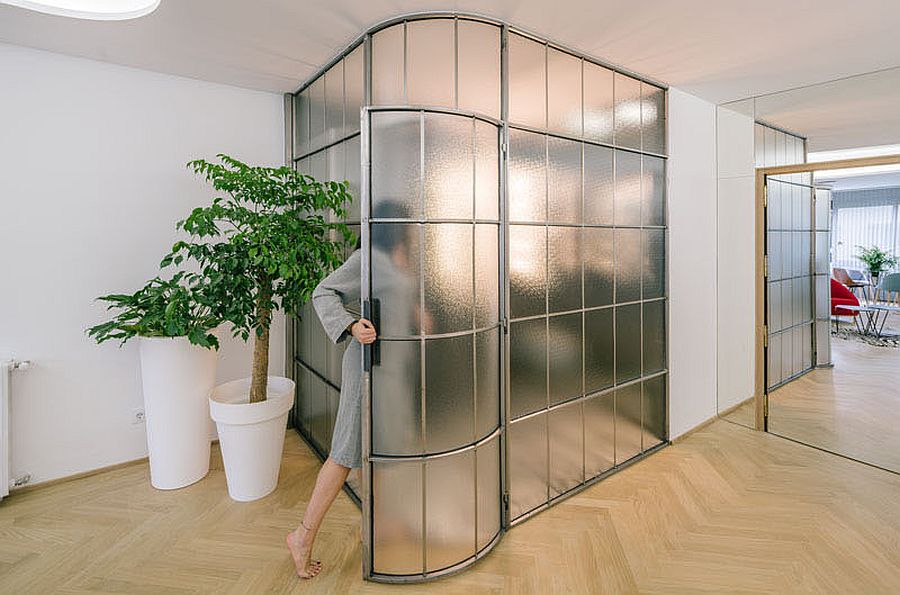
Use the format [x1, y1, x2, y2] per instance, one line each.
[1, 359, 29, 500]
[1, 361, 11, 500]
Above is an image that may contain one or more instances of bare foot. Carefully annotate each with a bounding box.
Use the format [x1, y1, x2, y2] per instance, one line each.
[286, 527, 322, 579]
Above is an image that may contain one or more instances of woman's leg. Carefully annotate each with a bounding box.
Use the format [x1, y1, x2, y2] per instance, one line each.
[286, 457, 351, 578]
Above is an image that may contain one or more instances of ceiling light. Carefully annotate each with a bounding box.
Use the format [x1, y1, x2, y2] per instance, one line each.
[1, 0, 160, 20]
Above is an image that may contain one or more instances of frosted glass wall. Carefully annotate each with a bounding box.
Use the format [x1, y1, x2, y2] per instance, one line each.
[506, 32, 667, 521]
[289, 14, 667, 582]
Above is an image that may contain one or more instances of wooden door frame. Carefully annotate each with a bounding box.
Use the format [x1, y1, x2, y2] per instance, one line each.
[754, 154, 900, 430]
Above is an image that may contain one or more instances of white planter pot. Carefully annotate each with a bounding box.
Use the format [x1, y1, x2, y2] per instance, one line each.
[139, 337, 217, 490]
[209, 376, 294, 502]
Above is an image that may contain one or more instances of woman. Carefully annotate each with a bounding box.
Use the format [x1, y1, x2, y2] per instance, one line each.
[285, 208, 418, 579]
[284, 246, 375, 579]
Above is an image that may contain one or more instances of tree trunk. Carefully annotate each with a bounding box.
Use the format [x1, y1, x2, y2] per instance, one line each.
[249, 286, 272, 404]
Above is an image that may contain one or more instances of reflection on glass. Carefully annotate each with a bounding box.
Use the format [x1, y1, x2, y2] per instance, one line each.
[615, 150, 642, 226]
[509, 33, 546, 129]
[509, 225, 547, 318]
[614, 73, 641, 150]
[510, 318, 547, 418]
[548, 226, 582, 313]
[549, 313, 583, 404]
[584, 227, 614, 307]
[372, 112, 421, 219]
[509, 129, 547, 222]
[615, 304, 641, 383]
[425, 335, 474, 453]
[424, 113, 474, 220]
[584, 61, 614, 144]
[458, 20, 501, 119]
[548, 136, 582, 224]
[425, 451, 476, 571]
[547, 47, 582, 137]
[584, 144, 614, 225]
[407, 19, 455, 108]
[549, 400, 584, 496]
[509, 412, 548, 518]
[373, 460, 423, 574]
[372, 24, 404, 105]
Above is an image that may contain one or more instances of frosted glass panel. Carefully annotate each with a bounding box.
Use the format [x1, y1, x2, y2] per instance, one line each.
[509, 129, 547, 222]
[642, 374, 666, 449]
[309, 375, 329, 450]
[373, 460, 423, 574]
[615, 150, 642, 226]
[548, 226, 582, 313]
[550, 400, 584, 497]
[426, 451, 475, 571]
[425, 224, 473, 334]
[548, 313, 583, 405]
[407, 19, 455, 108]
[583, 61, 614, 144]
[325, 61, 344, 144]
[509, 413, 548, 518]
[425, 335, 474, 453]
[584, 144, 614, 225]
[642, 83, 666, 155]
[372, 223, 421, 337]
[295, 90, 310, 157]
[615, 228, 641, 303]
[509, 225, 547, 318]
[584, 389, 614, 476]
[614, 73, 641, 150]
[475, 328, 500, 439]
[372, 340, 422, 455]
[475, 120, 500, 220]
[548, 136, 582, 224]
[616, 304, 641, 383]
[344, 45, 364, 134]
[584, 227, 614, 308]
[344, 135, 361, 222]
[475, 224, 500, 327]
[643, 229, 665, 300]
[509, 33, 546, 128]
[642, 156, 665, 226]
[642, 300, 666, 374]
[476, 436, 501, 550]
[815, 188, 831, 230]
[458, 20, 501, 119]
[372, 24, 405, 105]
[309, 76, 326, 152]
[584, 307, 614, 393]
[372, 112, 421, 219]
[767, 332, 782, 389]
[510, 318, 547, 418]
[547, 48, 582, 136]
[424, 113, 474, 220]
[615, 382, 642, 463]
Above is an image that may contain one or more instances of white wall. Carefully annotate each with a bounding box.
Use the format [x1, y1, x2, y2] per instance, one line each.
[0, 44, 286, 486]
[666, 88, 719, 438]
[715, 104, 757, 410]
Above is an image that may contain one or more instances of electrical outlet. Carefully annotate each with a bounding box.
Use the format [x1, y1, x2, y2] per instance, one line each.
[132, 408, 146, 425]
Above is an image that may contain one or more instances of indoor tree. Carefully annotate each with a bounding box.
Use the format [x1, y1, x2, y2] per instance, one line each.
[164, 154, 352, 403]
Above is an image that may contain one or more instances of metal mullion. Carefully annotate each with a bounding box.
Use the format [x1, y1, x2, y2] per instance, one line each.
[294, 131, 362, 163]
[499, 20, 511, 531]
[507, 122, 668, 159]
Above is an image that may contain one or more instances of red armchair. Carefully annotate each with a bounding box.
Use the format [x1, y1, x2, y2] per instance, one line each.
[831, 278, 859, 317]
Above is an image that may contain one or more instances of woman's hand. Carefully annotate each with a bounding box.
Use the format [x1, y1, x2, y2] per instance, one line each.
[351, 318, 377, 345]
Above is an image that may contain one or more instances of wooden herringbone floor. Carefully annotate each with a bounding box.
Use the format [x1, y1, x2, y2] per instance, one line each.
[2, 420, 899, 595]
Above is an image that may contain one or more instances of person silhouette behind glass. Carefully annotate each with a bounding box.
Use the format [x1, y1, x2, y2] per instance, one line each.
[286, 200, 420, 579]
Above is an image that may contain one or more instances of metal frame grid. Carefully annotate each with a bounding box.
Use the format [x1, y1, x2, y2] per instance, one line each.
[284, 11, 670, 584]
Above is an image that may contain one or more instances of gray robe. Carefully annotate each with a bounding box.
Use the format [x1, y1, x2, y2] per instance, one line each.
[311, 250, 363, 468]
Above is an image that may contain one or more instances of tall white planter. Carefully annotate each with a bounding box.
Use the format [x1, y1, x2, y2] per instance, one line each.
[139, 337, 217, 490]
[209, 376, 294, 502]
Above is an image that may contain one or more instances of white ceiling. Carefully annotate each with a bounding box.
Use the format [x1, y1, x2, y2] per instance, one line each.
[2, 0, 900, 105]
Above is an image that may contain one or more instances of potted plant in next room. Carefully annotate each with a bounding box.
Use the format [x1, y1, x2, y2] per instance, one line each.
[87, 272, 220, 490]
[166, 154, 351, 501]
[856, 245, 899, 285]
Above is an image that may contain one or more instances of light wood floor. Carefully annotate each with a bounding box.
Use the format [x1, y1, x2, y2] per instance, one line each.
[2, 420, 900, 595]
[769, 315, 900, 472]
